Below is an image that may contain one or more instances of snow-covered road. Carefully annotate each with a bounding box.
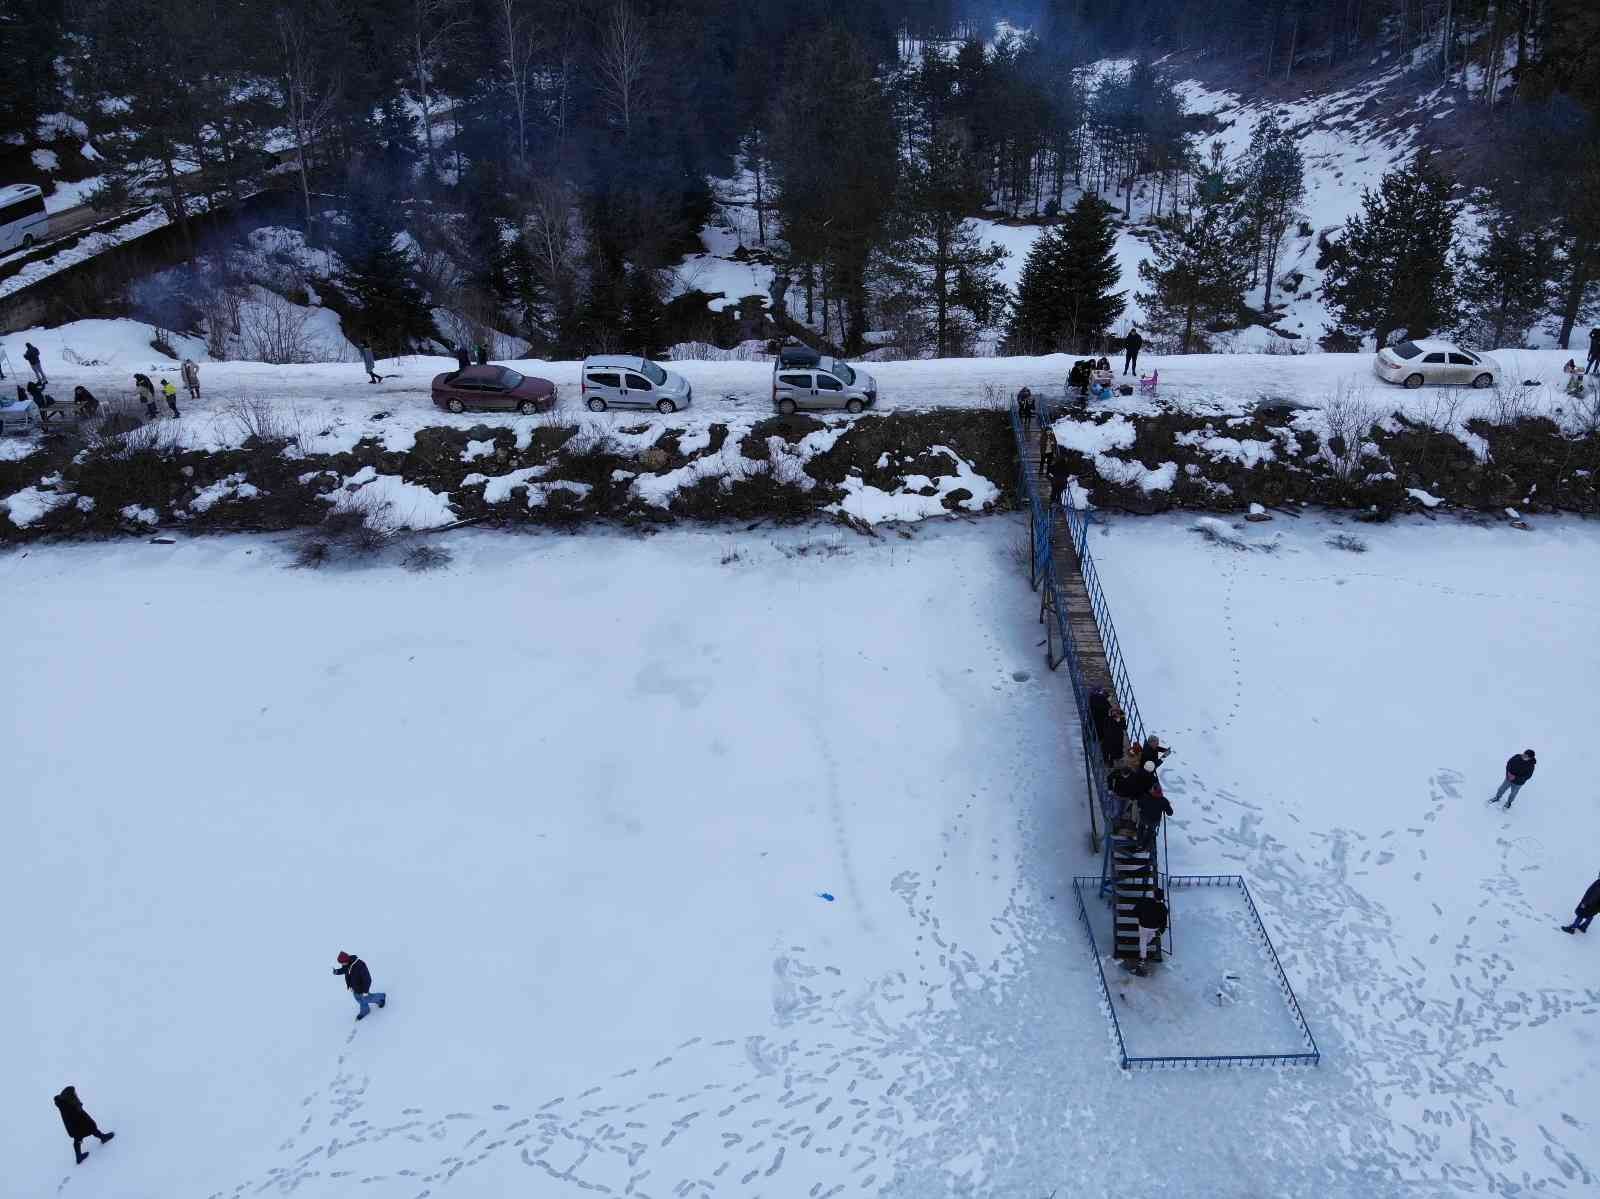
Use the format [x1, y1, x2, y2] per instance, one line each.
[3, 317, 1591, 462]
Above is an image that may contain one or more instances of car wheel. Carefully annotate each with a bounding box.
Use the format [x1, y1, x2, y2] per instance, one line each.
[1403, 373, 1424, 389]
[1472, 372, 1494, 389]
[518, 399, 538, 415]
[777, 398, 797, 416]
[586, 397, 607, 412]
[447, 398, 465, 414]
[656, 399, 676, 414]
[846, 399, 864, 414]
[21, 233, 35, 249]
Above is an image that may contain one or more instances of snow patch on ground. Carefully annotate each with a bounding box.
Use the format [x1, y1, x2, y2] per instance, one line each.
[188, 473, 261, 512]
[832, 446, 1000, 524]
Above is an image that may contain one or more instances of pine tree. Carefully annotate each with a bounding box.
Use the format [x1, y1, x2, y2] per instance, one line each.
[1238, 113, 1305, 310]
[1321, 152, 1463, 349]
[332, 187, 435, 353]
[1456, 222, 1556, 349]
[1136, 203, 1250, 352]
[881, 133, 1010, 358]
[1005, 193, 1124, 353]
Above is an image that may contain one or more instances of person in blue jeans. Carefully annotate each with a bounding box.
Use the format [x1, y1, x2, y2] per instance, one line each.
[1488, 749, 1536, 808]
[333, 951, 387, 1020]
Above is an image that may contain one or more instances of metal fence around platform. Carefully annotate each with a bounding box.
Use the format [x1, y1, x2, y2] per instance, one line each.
[1072, 875, 1321, 1070]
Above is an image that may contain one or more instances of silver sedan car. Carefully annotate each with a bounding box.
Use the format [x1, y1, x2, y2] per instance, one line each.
[1373, 339, 1500, 389]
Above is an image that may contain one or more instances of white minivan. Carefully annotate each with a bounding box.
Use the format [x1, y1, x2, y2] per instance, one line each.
[0, 184, 48, 253]
[580, 355, 693, 413]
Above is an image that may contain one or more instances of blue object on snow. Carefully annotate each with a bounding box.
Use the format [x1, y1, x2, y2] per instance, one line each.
[816, 892, 835, 902]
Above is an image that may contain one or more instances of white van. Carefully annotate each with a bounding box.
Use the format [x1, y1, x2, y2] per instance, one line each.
[0, 185, 48, 253]
[580, 355, 693, 413]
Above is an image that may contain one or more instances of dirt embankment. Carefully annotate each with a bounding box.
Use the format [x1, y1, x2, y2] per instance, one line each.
[1051, 398, 1600, 520]
[0, 408, 1020, 543]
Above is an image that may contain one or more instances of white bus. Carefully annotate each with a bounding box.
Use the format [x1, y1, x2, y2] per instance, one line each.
[0, 184, 49, 253]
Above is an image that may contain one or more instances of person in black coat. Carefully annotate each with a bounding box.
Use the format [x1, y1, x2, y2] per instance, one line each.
[1488, 749, 1536, 809]
[1047, 450, 1071, 508]
[1587, 327, 1599, 375]
[24, 340, 47, 385]
[474, 341, 489, 366]
[1133, 887, 1168, 965]
[1123, 326, 1143, 375]
[1016, 386, 1035, 426]
[333, 951, 387, 1020]
[1137, 784, 1174, 852]
[454, 344, 470, 373]
[54, 1086, 114, 1165]
[1561, 875, 1600, 933]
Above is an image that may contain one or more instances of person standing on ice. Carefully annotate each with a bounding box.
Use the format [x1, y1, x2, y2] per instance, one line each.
[1123, 326, 1143, 376]
[181, 357, 201, 400]
[160, 377, 179, 417]
[333, 951, 387, 1020]
[24, 340, 47, 385]
[1133, 887, 1167, 972]
[359, 341, 380, 384]
[1561, 875, 1600, 934]
[1488, 749, 1536, 809]
[54, 1086, 114, 1165]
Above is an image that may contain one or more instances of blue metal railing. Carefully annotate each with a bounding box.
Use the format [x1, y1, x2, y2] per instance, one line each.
[1072, 875, 1321, 1070]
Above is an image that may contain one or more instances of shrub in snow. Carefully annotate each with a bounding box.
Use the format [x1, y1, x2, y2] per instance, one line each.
[402, 543, 452, 572]
[1326, 532, 1368, 553]
[293, 540, 332, 569]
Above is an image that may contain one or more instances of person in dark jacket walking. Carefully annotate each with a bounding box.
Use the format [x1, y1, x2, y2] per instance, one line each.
[1048, 449, 1071, 508]
[474, 341, 489, 366]
[24, 340, 47, 385]
[1016, 386, 1035, 426]
[1133, 887, 1168, 968]
[54, 1086, 114, 1165]
[1123, 326, 1143, 375]
[1561, 875, 1600, 933]
[333, 951, 387, 1020]
[1588, 327, 1599, 374]
[454, 344, 470, 373]
[1039, 423, 1056, 472]
[1488, 749, 1536, 808]
[1136, 783, 1173, 853]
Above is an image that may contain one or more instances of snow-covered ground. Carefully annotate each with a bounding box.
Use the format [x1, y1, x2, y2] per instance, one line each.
[1091, 510, 1600, 1189]
[6, 511, 1598, 1195]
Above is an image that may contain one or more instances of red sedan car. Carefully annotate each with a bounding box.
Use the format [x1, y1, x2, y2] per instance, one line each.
[431, 365, 556, 414]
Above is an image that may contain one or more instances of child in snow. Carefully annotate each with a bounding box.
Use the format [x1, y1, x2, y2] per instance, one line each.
[54, 1086, 114, 1165]
[160, 378, 179, 417]
[332, 951, 387, 1020]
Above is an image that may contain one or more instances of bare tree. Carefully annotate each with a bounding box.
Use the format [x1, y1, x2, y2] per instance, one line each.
[498, 0, 538, 166]
[596, 1, 649, 134]
[277, 2, 342, 239]
[408, 0, 466, 177]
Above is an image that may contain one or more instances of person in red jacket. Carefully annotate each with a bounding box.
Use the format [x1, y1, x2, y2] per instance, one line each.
[332, 951, 388, 1020]
[1488, 749, 1536, 809]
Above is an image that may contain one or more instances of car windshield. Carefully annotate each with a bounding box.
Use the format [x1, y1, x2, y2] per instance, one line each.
[827, 361, 855, 385]
[1391, 341, 1423, 359]
[498, 368, 524, 388]
[640, 361, 668, 386]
